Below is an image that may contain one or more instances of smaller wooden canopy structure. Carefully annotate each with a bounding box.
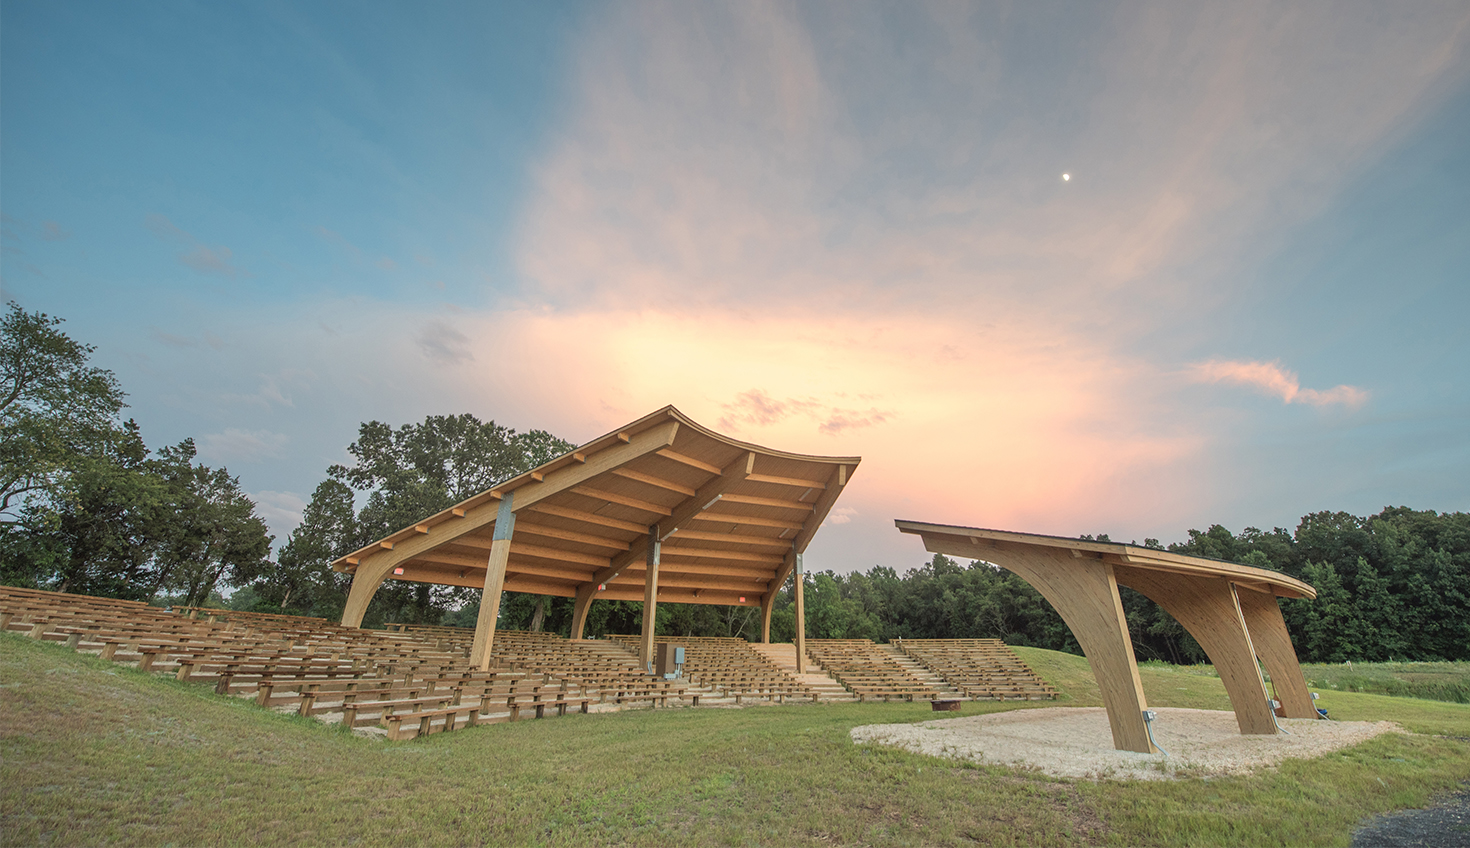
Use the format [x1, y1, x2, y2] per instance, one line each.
[895, 521, 1318, 753]
[334, 407, 859, 673]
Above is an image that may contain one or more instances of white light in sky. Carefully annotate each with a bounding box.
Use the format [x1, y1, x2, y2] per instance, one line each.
[1062, 173, 1071, 181]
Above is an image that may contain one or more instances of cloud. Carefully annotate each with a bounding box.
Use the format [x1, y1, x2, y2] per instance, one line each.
[719, 390, 815, 428]
[376, 257, 397, 271]
[150, 327, 199, 348]
[515, 2, 1470, 327]
[145, 214, 194, 244]
[416, 319, 473, 364]
[220, 370, 311, 409]
[145, 214, 240, 277]
[198, 428, 289, 464]
[250, 490, 308, 540]
[1187, 359, 1369, 408]
[818, 408, 890, 435]
[823, 506, 857, 527]
[718, 390, 892, 437]
[431, 306, 1204, 544]
[40, 221, 71, 241]
[180, 245, 235, 275]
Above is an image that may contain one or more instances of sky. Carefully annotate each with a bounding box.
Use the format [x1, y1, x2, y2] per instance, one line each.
[4, 1, 1469, 576]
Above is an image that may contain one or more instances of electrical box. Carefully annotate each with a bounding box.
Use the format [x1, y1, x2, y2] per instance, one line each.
[655, 642, 686, 678]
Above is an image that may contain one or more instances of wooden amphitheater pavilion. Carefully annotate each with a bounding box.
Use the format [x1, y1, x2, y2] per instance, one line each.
[334, 406, 859, 675]
[896, 521, 1319, 754]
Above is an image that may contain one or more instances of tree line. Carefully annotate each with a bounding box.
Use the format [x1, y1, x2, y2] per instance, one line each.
[4, 302, 1466, 663]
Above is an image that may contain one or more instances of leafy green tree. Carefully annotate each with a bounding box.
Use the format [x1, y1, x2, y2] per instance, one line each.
[0, 302, 126, 524]
[259, 413, 577, 626]
[252, 480, 357, 617]
[146, 439, 273, 608]
[14, 421, 167, 598]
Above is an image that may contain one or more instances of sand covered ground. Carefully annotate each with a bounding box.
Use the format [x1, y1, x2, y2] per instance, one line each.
[851, 706, 1401, 780]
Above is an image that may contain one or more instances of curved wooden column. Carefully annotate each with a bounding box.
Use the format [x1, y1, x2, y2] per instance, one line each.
[341, 560, 396, 628]
[991, 548, 1154, 753]
[1235, 588, 1316, 718]
[571, 583, 596, 641]
[1114, 567, 1276, 735]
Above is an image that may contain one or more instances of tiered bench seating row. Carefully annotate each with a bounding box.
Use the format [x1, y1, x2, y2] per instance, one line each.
[0, 587, 602, 740]
[608, 635, 817, 703]
[805, 639, 939, 702]
[893, 638, 1057, 701]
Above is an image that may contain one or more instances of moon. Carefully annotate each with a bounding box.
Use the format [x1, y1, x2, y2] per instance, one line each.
[1062, 173, 1071, 181]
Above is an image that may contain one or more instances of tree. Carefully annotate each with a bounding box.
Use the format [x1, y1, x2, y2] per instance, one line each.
[0, 302, 126, 523]
[146, 439, 273, 608]
[256, 413, 577, 626]
[254, 480, 357, 617]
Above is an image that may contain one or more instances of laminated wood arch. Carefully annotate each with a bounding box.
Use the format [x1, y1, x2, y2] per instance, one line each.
[896, 521, 1318, 753]
[334, 406, 859, 672]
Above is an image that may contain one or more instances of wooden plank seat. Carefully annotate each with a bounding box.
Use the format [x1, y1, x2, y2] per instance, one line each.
[384, 705, 486, 741]
[893, 638, 1057, 701]
[296, 681, 422, 715]
[608, 633, 815, 702]
[266, 681, 418, 710]
[342, 695, 456, 728]
[505, 694, 591, 720]
[806, 639, 939, 701]
[209, 661, 371, 695]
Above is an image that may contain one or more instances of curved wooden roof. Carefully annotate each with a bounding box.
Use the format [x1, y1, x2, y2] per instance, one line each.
[894, 521, 1316, 600]
[334, 406, 860, 607]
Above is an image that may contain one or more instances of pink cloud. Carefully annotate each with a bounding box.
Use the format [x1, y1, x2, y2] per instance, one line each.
[1187, 359, 1368, 408]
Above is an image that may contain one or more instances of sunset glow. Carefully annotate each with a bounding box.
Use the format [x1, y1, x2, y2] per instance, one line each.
[4, 2, 1467, 572]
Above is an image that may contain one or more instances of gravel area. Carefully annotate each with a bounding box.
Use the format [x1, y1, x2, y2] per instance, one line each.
[1352, 787, 1470, 848]
[851, 706, 1400, 780]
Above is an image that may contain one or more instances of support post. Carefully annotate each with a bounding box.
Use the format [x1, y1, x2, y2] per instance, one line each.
[971, 547, 1155, 753]
[340, 560, 395, 629]
[640, 524, 660, 673]
[1115, 568, 1277, 735]
[1236, 587, 1317, 719]
[571, 582, 596, 641]
[469, 493, 516, 671]
[759, 590, 775, 644]
[793, 550, 806, 673]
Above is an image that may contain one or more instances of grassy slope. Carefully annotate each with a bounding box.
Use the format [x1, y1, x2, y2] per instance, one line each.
[1, 634, 1466, 847]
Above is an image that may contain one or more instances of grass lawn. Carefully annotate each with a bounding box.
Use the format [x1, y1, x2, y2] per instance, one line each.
[2, 633, 1467, 846]
[1299, 660, 1470, 704]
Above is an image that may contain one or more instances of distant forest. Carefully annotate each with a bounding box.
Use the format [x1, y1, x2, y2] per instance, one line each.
[5, 302, 1467, 664]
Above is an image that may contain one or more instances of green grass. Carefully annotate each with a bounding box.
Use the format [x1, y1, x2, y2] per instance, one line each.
[1300, 661, 1470, 704]
[3, 632, 1468, 846]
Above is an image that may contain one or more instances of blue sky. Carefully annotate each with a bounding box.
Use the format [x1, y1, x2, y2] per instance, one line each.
[4, 1, 1468, 573]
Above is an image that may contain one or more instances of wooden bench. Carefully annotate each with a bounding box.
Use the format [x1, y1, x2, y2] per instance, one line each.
[384, 705, 486, 741]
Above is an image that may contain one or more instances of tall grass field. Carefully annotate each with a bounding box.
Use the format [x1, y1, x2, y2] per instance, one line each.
[3, 632, 1468, 846]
